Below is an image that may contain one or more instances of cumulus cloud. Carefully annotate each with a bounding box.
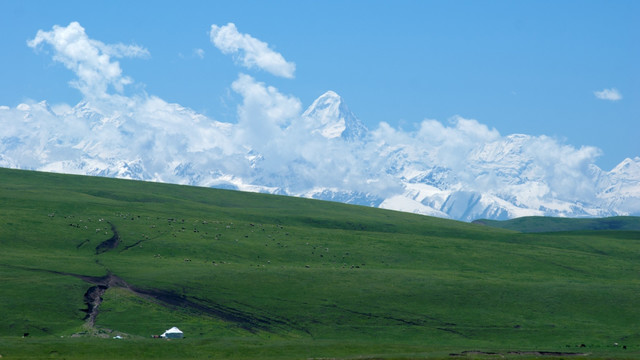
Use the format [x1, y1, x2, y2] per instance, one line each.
[210, 23, 295, 78]
[27, 21, 149, 99]
[232, 73, 301, 127]
[594, 88, 622, 101]
[230, 73, 303, 172]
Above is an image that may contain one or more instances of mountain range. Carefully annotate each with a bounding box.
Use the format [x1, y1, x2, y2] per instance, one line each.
[1, 91, 638, 221]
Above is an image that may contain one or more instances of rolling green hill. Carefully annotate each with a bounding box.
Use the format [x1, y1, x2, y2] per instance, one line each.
[1, 167, 639, 359]
[473, 216, 640, 233]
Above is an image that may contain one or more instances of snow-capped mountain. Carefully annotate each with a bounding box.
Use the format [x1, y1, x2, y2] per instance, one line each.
[595, 157, 640, 215]
[300, 91, 368, 141]
[1, 91, 639, 221]
[371, 131, 632, 221]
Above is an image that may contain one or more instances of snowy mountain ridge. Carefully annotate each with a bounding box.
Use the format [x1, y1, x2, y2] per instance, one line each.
[1, 91, 639, 221]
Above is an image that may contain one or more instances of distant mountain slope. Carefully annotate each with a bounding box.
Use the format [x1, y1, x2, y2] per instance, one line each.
[1, 91, 639, 221]
[472, 216, 640, 233]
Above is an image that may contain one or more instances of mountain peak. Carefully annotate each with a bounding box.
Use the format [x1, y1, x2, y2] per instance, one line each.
[317, 90, 341, 101]
[302, 91, 367, 141]
[303, 91, 344, 116]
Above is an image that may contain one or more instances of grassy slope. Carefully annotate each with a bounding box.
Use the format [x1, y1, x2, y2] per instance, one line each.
[473, 216, 640, 233]
[1, 167, 639, 359]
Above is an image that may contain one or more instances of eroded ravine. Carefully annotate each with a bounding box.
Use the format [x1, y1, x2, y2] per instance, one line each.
[79, 273, 129, 328]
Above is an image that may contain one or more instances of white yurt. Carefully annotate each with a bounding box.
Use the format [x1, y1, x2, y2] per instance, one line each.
[160, 326, 184, 339]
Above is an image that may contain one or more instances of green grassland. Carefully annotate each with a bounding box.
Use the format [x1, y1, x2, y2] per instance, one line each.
[473, 216, 640, 233]
[0, 167, 639, 359]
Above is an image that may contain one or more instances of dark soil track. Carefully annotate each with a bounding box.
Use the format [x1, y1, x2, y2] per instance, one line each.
[95, 222, 120, 254]
[78, 273, 129, 326]
[82, 284, 107, 326]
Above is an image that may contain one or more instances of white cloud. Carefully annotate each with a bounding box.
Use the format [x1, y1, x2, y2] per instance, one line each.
[210, 23, 295, 78]
[102, 42, 150, 59]
[28, 21, 149, 99]
[194, 48, 205, 59]
[16, 103, 31, 111]
[231, 73, 301, 150]
[594, 88, 622, 101]
[51, 103, 73, 115]
[232, 74, 300, 125]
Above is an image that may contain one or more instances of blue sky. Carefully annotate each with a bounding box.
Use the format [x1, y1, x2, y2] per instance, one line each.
[1, 0, 638, 170]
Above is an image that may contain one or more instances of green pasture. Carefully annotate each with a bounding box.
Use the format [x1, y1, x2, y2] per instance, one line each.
[0, 167, 639, 359]
[474, 216, 640, 233]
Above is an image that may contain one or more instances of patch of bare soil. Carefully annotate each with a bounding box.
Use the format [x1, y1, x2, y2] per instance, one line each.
[79, 273, 129, 328]
[82, 284, 107, 326]
[95, 222, 120, 254]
